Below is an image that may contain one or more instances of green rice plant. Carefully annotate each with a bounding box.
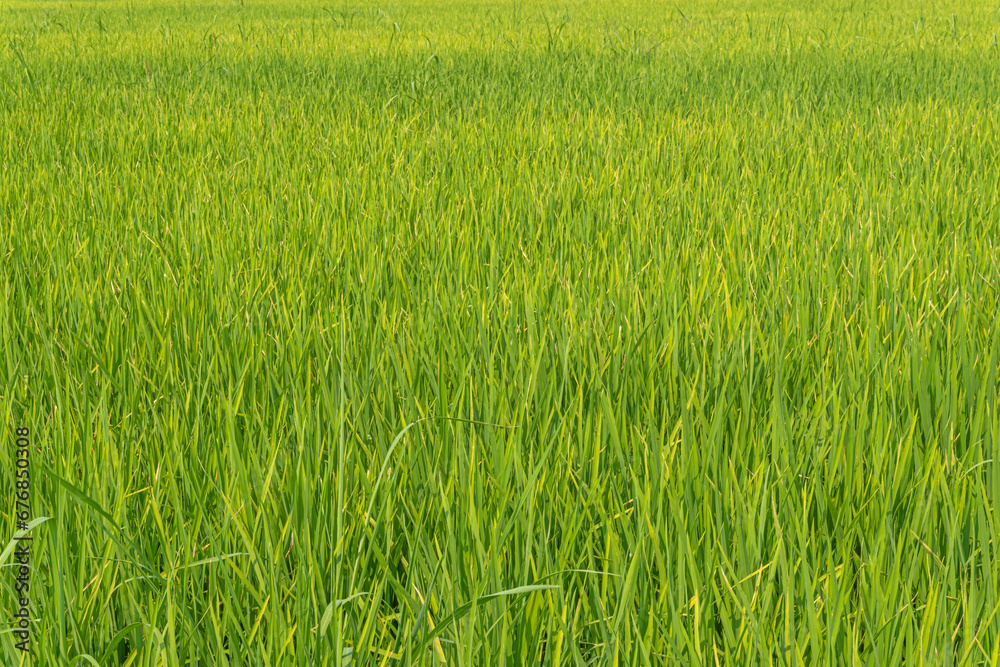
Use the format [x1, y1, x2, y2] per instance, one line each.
[2, 0, 1000, 664]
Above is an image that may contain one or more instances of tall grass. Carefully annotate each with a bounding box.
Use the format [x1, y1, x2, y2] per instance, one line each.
[3, 0, 1000, 664]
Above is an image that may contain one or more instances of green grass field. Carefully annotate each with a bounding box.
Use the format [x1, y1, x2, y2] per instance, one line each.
[3, 0, 1000, 664]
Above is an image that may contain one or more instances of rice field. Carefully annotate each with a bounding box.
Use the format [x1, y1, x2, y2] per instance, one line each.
[3, 0, 1000, 664]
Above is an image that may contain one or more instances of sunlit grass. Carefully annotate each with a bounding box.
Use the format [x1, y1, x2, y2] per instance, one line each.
[3, 0, 1000, 664]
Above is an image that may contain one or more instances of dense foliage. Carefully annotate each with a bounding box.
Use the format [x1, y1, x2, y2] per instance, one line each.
[3, 0, 1000, 664]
